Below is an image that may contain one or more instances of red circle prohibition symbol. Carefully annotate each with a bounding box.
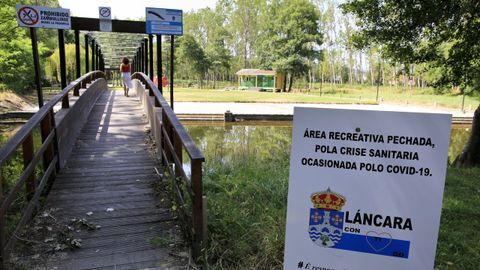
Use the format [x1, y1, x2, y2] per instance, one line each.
[18, 7, 39, 26]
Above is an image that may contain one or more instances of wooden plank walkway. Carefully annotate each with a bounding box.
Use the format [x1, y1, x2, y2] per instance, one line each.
[28, 90, 189, 269]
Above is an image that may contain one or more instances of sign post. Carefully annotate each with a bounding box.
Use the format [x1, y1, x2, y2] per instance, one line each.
[16, 4, 71, 108]
[284, 107, 451, 270]
[16, 5, 71, 29]
[145, 8, 183, 36]
[98, 6, 112, 32]
[145, 7, 183, 110]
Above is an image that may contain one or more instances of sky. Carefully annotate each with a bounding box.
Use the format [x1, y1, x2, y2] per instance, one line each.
[58, 0, 217, 20]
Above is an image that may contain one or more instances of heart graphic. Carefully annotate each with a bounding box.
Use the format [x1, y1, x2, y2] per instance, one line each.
[365, 231, 393, 252]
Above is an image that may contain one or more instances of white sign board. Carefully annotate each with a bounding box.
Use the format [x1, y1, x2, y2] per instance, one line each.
[284, 107, 451, 270]
[145, 8, 183, 35]
[16, 5, 70, 29]
[98, 6, 111, 20]
[98, 7, 112, 32]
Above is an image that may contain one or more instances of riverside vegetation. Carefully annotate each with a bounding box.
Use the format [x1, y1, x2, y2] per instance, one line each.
[185, 123, 479, 270]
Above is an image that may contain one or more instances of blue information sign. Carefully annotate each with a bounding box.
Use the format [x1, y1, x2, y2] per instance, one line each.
[145, 8, 182, 35]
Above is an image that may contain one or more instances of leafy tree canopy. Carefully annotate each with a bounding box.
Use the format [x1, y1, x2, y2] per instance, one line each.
[341, 0, 480, 89]
[0, 0, 60, 91]
[259, 0, 322, 77]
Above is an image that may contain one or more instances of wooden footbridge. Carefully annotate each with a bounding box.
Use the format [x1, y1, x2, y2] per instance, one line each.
[0, 72, 206, 269]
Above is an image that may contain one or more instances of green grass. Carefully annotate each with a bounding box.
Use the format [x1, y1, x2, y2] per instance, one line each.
[160, 83, 479, 111]
[202, 152, 480, 269]
[435, 167, 480, 270]
[203, 150, 289, 269]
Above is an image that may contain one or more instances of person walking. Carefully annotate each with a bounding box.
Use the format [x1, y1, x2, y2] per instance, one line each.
[120, 57, 132, 97]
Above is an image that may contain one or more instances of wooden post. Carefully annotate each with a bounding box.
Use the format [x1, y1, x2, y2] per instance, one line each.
[74, 84, 80, 96]
[191, 158, 204, 259]
[0, 213, 5, 269]
[48, 107, 60, 173]
[85, 35, 89, 73]
[273, 73, 276, 93]
[41, 111, 55, 171]
[174, 133, 182, 179]
[30, 28, 43, 108]
[22, 135, 35, 201]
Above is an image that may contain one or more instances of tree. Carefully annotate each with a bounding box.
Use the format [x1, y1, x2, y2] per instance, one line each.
[341, 0, 480, 167]
[229, 0, 265, 69]
[0, 0, 59, 92]
[177, 34, 210, 88]
[258, 0, 323, 92]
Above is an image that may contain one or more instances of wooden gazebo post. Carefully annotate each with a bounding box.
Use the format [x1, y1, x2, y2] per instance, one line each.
[273, 72, 276, 93]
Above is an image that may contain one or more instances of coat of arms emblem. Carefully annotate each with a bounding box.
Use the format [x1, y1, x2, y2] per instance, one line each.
[309, 188, 346, 247]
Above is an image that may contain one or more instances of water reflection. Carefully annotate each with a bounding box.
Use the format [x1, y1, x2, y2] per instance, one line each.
[1, 122, 471, 165]
[184, 122, 470, 165]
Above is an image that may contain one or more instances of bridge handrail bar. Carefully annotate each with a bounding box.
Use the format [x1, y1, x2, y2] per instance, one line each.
[0, 70, 105, 265]
[132, 72, 206, 259]
[132, 72, 205, 162]
[0, 71, 105, 167]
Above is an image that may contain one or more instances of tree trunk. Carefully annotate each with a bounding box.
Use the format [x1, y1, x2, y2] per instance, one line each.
[213, 71, 216, 89]
[320, 64, 324, 96]
[453, 105, 480, 167]
[289, 75, 293, 92]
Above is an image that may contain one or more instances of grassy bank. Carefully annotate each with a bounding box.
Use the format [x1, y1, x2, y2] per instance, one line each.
[435, 168, 480, 269]
[161, 84, 479, 111]
[203, 154, 480, 269]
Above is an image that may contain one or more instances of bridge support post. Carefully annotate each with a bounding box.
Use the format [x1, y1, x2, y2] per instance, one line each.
[30, 28, 43, 108]
[191, 158, 205, 259]
[0, 214, 5, 269]
[140, 42, 144, 73]
[22, 135, 35, 201]
[149, 34, 154, 81]
[85, 35, 89, 73]
[58, 30, 69, 108]
[170, 35, 175, 111]
[96, 44, 99, 70]
[91, 39, 95, 71]
[75, 30, 81, 79]
[41, 111, 56, 173]
[157, 34, 162, 94]
[144, 38, 149, 75]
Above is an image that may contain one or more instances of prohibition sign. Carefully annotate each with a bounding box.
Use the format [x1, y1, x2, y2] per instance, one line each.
[99, 7, 111, 19]
[18, 6, 39, 26]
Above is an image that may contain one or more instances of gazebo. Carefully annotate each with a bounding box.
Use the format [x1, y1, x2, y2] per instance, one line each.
[235, 69, 285, 91]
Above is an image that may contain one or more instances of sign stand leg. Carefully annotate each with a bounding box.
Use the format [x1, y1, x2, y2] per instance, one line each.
[170, 35, 174, 111]
[157, 35, 162, 94]
[30, 28, 43, 108]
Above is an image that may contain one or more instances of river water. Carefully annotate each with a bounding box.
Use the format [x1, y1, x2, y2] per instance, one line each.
[183, 122, 471, 165]
[0, 122, 471, 164]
